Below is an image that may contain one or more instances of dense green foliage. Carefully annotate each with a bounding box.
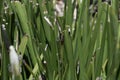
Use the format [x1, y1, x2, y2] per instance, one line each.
[0, 0, 120, 80]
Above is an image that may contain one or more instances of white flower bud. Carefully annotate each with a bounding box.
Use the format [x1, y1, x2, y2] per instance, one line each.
[9, 45, 20, 75]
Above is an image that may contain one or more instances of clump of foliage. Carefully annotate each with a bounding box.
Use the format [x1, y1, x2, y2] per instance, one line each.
[0, 0, 120, 80]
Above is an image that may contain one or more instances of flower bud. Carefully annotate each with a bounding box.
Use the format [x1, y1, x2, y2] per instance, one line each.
[9, 45, 20, 75]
